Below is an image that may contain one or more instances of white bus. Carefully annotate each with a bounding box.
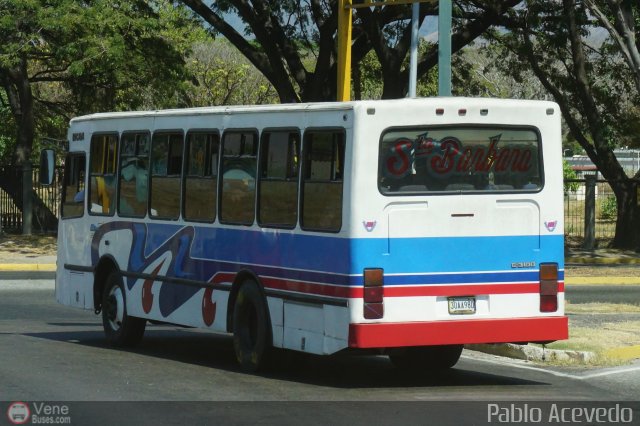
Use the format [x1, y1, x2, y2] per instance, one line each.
[48, 98, 567, 371]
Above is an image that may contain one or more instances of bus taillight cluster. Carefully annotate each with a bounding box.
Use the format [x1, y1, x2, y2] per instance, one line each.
[363, 268, 384, 319]
[539, 263, 559, 313]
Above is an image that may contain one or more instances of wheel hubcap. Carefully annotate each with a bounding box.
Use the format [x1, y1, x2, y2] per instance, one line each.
[107, 286, 124, 330]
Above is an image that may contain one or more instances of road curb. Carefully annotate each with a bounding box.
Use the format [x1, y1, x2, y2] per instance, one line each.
[0, 263, 56, 272]
[466, 343, 597, 363]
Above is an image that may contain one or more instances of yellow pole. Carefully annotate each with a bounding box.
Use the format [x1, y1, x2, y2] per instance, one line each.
[337, 0, 352, 102]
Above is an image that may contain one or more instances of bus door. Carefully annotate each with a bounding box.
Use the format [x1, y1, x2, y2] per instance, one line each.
[57, 152, 91, 308]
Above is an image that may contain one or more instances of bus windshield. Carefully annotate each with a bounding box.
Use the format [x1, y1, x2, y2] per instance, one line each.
[379, 126, 541, 194]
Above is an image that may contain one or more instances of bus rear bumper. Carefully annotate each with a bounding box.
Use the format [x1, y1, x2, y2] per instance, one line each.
[348, 316, 568, 348]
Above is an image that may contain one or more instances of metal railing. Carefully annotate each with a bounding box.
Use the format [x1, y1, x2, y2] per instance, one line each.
[0, 165, 63, 233]
[564, 177, 616, 242]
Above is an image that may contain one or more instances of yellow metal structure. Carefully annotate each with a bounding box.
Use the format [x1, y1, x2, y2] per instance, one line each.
[336, 0, 441, 101]
[337, 0, 353, 102]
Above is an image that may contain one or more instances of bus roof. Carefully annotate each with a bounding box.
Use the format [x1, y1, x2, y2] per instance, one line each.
[69, 97, 558, 124]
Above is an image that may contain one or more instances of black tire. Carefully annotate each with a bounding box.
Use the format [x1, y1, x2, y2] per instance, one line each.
[102, 271, 146, 347]
[389, 345, 463, 371]
[232, 280, 272, 372]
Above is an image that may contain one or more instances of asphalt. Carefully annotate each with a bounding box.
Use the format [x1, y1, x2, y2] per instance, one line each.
[1, 248, 639, 364]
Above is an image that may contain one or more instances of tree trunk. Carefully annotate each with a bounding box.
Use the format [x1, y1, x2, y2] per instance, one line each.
[610, 178, 640, 249]
[2, 58, 36, 167]
[1, 57, 39, 233]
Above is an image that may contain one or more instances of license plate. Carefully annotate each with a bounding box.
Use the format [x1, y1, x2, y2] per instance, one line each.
[448, 297, 476, 315]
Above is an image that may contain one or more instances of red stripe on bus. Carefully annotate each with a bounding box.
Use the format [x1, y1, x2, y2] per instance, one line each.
[211, 272, 564, 299]
[383, 282, 565, 297]
[348, 316, 569, 348]
[260, 277, 356, 298]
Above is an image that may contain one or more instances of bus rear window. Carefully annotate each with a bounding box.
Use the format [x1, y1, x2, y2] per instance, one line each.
[379, 127, 542, 194]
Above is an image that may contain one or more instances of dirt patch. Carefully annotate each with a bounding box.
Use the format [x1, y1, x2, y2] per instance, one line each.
[0, 233, 57, 258]
[566, 302, 640, 314]
[566, 266, 640, 277]
[543, 319, 640, 366]
[532, 302, 640, 366]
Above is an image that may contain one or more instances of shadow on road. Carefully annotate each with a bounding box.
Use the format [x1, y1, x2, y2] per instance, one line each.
[24, 324, 548, 390]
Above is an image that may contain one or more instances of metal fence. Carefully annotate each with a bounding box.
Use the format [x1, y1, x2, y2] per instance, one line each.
[0, 165, 63, 233]
[564, 178, 616, 240]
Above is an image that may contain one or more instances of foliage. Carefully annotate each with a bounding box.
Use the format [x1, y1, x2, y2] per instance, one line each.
[599, 195, 617, 221]
[180, 0, 521, 101]
[485, 0, 640, 248]
[0, 92, 15, 163]
[0, 0, 203, 163]
[182, 40, 278, 107]
[563, 160, 579, 194]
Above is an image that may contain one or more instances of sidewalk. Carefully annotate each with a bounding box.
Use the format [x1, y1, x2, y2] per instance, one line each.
[566, 246, 640, 266]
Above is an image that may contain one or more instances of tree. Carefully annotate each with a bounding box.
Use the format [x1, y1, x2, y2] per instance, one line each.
[490, 0, 640, 248]
[0, 0, 199, 166]
[0, 0, 200, 232]
[179, 0, 522, 102]
[585, 0, 640, 94]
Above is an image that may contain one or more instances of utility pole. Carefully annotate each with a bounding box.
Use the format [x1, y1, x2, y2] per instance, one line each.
[438, 0, 452, 96]
[337, 0, 452, 101]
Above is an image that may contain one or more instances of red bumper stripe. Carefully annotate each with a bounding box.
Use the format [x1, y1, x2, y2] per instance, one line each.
[349, 316, 568, 348]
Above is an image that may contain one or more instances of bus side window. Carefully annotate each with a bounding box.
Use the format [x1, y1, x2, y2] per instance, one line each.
[258, 130, 300, 228]
[301, 129, 345, 232]
[118, 132, 149, 218]
[150, 132, 183, 219]
[184, 132, 219, 222]
[61, 153, 86, 219]
[89, 134, 117, 215]
[220, 130, 257, 225]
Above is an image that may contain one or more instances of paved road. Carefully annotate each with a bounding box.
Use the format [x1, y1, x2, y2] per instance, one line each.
[1, 281, 640, 425]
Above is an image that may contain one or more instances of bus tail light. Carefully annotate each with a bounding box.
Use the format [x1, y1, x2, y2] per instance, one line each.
[539, 263, 558, 313]
[363, 268, 384, 319]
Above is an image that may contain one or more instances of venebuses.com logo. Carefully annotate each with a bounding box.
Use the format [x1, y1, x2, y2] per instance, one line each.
[6, 401, 71, 424]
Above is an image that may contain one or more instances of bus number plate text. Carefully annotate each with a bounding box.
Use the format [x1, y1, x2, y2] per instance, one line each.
[447, 297, 476, 315]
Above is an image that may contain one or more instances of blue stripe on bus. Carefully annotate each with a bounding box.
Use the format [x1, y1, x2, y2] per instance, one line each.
[91, 222, 563, 317]
[93, 222, 564, 286]
[349, 234, 564, 274]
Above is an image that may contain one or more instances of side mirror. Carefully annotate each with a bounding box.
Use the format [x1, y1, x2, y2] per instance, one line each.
[39, 149, 55, 186]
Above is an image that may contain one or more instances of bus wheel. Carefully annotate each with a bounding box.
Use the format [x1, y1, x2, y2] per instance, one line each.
[232, 280, 271, 372]
[389, 345, 463, 371]
[102, 271, 146, 347]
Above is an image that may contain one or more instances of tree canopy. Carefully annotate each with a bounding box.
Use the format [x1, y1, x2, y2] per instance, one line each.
[180, 0, 521, 102]
[0, 0, 201, 165]
[487, 0, 640, 248]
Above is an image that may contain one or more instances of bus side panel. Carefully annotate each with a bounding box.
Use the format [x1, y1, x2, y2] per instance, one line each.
[90, 222, 352, 354]
[281, 302, 349, 354]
